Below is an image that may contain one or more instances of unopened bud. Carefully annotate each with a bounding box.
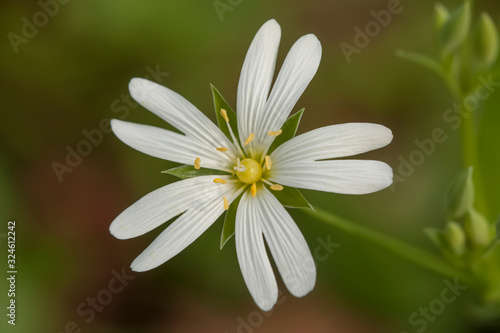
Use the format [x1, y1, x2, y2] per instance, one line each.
[474, 12, 499, 68]
[439, 2, 471, 54]
[435, 3, 449, 32]
[464, 209, 492, 248]
[444, 221, 466, 256]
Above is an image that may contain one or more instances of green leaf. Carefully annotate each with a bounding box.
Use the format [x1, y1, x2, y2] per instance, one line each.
[220, 193, 242, 249]
[162, 165, 228, 180]
[445, 167, 475, 220]
[266, 184, 312, 209]
[211, 84, 239, 142]
[267, 108, 304, 155]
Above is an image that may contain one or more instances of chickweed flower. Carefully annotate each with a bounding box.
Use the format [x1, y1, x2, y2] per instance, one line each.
[110, 19, 393, 310]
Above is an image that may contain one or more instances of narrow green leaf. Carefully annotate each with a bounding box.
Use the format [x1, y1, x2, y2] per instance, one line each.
[267, 184, 312, 209]
[396, 50, 443, 77]
[211, 84, 239, 142]
[267, 108, 304, 155]
[220, 193, 242, 249]
[162, 165, 228, 180]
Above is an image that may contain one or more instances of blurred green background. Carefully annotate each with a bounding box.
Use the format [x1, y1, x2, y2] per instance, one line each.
[1, 0, 500, 332]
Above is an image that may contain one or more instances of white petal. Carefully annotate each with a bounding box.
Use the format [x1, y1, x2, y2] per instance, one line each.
[269, 160, 393, 194]
[236, 190, 278, 311]
[110, 176, 236, 240]
[111, 119, 234, 171]
[131, 179, 242, 272]
[271, 123, 393, 164]
[254, 34, 322, 156]
[128, 78, 234, 153]
[258, 187, 316, 297]
[237, 19, 281, 156]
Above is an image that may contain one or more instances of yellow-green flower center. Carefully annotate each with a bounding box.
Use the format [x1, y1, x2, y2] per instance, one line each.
[236, 158, 262, 184]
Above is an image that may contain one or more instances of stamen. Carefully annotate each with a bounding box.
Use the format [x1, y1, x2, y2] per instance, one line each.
[245, 133, 255, 146]
[261, 178, 283, 191]
[216, 147, 228, 152]
[265, 155, 272, 170]
[270, 184, 283, 191]
[220, 108, 246, 158]
[220, 108, 229, 122]
[267, 129, 282, 137]
[213, 178, 226, 184]
[223, 196, 229, 210]
[194, 157, 201, 170]
[251, 183, 257, 197]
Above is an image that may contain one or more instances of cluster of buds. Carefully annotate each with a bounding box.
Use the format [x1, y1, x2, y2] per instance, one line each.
[435, 2, 499, 89]
[426, 168, 497, 264]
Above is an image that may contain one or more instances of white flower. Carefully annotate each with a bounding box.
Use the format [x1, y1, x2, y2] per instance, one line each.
[109, 19, 393, 311]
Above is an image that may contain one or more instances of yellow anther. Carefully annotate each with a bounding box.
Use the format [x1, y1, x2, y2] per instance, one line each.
[265, 155, 272, 170]
[245, 133, 255, 146]
[194, 157, 201, 170]
[213, 178, 226, 184]
[267, 129, 282, 137]
[220, 108, 229, 122]
[216, 147, 228, 152]
[251, 183, 257, 197]
[223, 196, 229, 210]
[270, 184, 283, 191]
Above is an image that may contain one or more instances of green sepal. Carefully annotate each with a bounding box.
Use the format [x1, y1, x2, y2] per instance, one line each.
[425, 227, 448, 252]
[220, 193, 243, 250]
[266, 184, 312, 209]
[425, 227, 461, 265]
[211, 84, 239, 142]
[267, 108, 304, 155]
[162, 165, 228, 180]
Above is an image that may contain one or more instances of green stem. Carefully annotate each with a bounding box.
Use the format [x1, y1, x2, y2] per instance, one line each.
[306, 208, 475, 285]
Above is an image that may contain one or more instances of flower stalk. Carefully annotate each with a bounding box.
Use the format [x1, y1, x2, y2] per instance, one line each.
[305, 208, 476, 285]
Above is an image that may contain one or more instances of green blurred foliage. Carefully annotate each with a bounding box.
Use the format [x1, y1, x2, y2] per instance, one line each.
[1, 0, 500, 332]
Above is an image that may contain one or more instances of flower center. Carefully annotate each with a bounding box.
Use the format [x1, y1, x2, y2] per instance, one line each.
[236, 158, 262, 184]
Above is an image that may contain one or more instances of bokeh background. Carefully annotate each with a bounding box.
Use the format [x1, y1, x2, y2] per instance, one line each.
[1, 0, 500, 332]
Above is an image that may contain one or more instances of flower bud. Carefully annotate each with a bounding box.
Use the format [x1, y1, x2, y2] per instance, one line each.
[435, 3, 449, 32]
[439, 2, 471, 54]
[445, 167, 474, 220]
[444, 221, 466, 256]
[474, 12, 499, 68]
[464, 209, 492, 248]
